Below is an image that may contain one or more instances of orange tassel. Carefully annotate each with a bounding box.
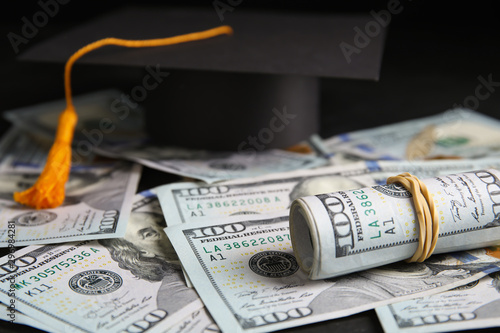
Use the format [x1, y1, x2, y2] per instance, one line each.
[14, 25, 234, 209]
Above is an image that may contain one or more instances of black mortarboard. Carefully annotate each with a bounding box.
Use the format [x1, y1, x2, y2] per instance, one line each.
[18, 5, 386, 151]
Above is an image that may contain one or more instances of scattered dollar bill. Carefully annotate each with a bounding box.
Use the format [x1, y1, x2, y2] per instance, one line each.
[310, 108, 500, 162]
[3, 89, 148, 147]
[0, 190, 203, 333]
[0, 127, 142, 247]
[157, 158, 500, 226]
[165, 214, 500, 333]
[0, 160, 141, 247]
[94, 143, 327, 184]
[375, 263, 500, 333]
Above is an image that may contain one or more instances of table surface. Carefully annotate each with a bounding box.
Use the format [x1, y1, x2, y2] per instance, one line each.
[1, 2, 499, 332]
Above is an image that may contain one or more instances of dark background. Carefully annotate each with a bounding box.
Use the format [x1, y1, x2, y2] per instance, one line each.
[1, 0, 499, 137]
[1, 1, 499, 332]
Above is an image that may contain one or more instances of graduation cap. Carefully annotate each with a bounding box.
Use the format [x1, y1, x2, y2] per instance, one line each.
[14, 5, 386, 208]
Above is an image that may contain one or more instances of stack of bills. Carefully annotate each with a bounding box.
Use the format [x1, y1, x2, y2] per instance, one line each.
[2, 91, 500, 333]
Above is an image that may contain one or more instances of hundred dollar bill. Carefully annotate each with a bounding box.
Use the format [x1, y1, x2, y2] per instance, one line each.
[94, 143, 327, 184]
[3, 89, 148, 147]
[310, 108, 500, 162]
[375, 262, 500, 333]
[289, 168, 500, 279]
[0, 160, 141, 247]
[157, 158, 500, 226]
[0, 128, 142, 247]
[164, 214, 500, 333]
[0, 190, 203, 333]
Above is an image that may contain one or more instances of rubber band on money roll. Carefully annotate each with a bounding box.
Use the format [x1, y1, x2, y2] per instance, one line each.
[386, 172, 439, 262]
[13, 25, 233, 209]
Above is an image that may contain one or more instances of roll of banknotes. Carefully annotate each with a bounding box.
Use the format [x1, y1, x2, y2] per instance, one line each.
[289, 169, 500, 279]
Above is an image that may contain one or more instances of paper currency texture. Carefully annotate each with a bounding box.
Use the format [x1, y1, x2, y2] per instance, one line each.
[289, 169, 500, 279]
[0, 126, 143, 247]
[376, 260, 500, 332]
[158, 159, 500, 226]
[165, 214, 500, 333]
[311, 108, 500, 162]
[0, 190, 203, 333]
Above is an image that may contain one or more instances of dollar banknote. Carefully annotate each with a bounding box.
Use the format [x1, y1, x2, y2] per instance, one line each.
[0, 190, 203, 333]
[0, 127, 142, 247]
[164, 213, 500, 333]
[310, 108, 500, 162]
[94, 143, 327, 184]
[3, 89, 148, 147]
[376, 259, 500, 333]
[157, 158, 500, 226]
[289, 168, 500, 279]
